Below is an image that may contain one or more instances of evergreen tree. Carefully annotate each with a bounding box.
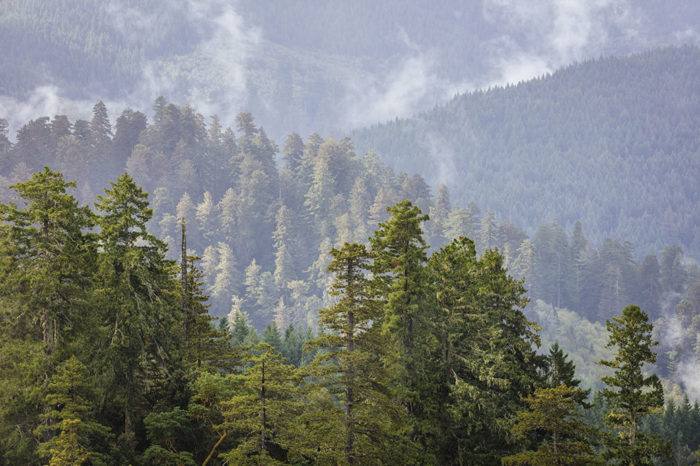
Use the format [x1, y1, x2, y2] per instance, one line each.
[228, 309, 252, 348]
[444, 207, 480, 243]
[370, 200, 434, 452]
[273, 205, 298, 286]
[512, 238, 537, 296]
[282, 132, 304, 176]
[94, 174, 179, 449]
[221, 343, 302, 464]
[599, 305, 671, 465]
[210, 242, 239, 315]
[305, 156, 336, 238]
[348, 176, 372, 243]
[90, 101, 112, 148]
[262, 323, 283, 352]
[307, 242, 414, 464]
[112, 108, 147, 170]
[180, 222, 234, 372]
[35, 356, 112, 465]
[370, 200, 430, 357]
[0, 167, 95, 354]
[0, 117, 11, 154]
[281, 324, 304, 368]
[502, 385, 601, 465]
[479, 208, 499, 252]
[428, 183, 451, 250]
[430, 238, 544, 463]
[546, 342, 590, 407]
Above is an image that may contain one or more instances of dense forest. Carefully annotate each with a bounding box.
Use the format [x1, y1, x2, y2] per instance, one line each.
[1, 95, 699, 396]
[1, 167, 698, 464]
[1, 94, 700, 462]
[2, 2, 700, 464]
[351, 46, 700, 258]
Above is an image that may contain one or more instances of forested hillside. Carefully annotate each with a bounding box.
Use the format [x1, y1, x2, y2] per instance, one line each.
[1, 98, 699, 404]
[3, 2, 700, 463]
[351, 46, 700, 258]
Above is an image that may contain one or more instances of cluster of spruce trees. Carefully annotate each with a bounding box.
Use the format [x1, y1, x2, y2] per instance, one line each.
[2, 101, 698, 329]
[2, 100, 699, 400]
[0, 168, 690, 464]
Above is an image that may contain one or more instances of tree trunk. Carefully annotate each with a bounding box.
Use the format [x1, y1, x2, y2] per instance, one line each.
[345, 308, 355, 464]
[261, 359, 266, 454]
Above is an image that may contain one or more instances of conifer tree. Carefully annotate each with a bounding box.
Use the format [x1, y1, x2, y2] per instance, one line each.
[180, 221, 234, 372]
[348, 176, 371, 242]
[428, 237, 543, 463]
[228, 309, 252, 348]
[282, 132, 304, 176]
[480, 208, 499, 252]
[221, 343, 302, 464]
[370, 200, 433, 449]
[273, 205, 298, 286]
[599, 305, 671, 465]
[90, 101, 112, 150]
[0, 117, 11, 153]
[210, 242, 238, 315]
[262, 323, 283, 352]
[444, 207, 480, 243]
[0, 167, 95, 354]
[546, 342, 590, 407]
[94, 173, 179, 444]
[307, 242, 414, 464]
[502, 385, 601, 465]
[36, 356, 112, 465]
[370, 200, 430, 358]
[428, 183, 451, 250]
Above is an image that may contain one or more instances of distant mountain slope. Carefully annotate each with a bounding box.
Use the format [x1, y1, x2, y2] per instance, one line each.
[351, 46, 700, 257]
[2, 1, 700, 140]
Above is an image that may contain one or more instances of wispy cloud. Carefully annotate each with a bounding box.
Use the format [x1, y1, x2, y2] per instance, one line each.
[677, 359, 700, 402]
[0, 86, 100, 137]
[126, 0, 261, 125]
[483, 0, 639, 86]
[342, 23, 476, 129]
[343, 53, 442, 128]
[0, 0, 260, 138]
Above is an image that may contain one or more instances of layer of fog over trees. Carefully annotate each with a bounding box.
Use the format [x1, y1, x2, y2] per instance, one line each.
[2, 0, 700, 138]
[2, 1, 700, 464]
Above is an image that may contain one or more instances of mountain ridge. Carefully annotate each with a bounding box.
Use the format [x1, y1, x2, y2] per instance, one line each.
[350, 45, 700, 257]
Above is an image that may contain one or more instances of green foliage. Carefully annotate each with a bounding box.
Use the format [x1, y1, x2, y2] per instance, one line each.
[306, 242, 415, 464]
[502, 385, 601, 465]
[546, 343, 591, 407]
[36, 356, 112, 464]
[599, 305, 671, 464]
[370, 200, 431, 399]
[221, 343, 303, 465]
[429, 238, 545, 463]
[0, 113, 696, 463]
[142, 408, 196, 465]
[94, 173, 181, 445]
[0, 167, 95, 353]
